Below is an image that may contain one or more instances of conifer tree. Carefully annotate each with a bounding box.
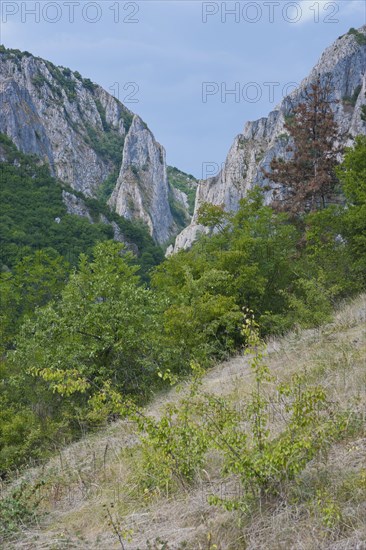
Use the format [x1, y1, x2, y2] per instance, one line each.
[264, 75, 341, 214]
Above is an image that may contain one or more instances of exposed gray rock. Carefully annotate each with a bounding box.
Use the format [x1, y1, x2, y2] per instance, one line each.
[166, 223, 207, 255]
[171, 186, 189, 212]
[172, 26, 366, 253]
[0, 50, 179, 246]
[62, 190, 93, 222]
[62, 191, 139, 253]
[108, 115, 175, 245]
[0, 52, 133, 196]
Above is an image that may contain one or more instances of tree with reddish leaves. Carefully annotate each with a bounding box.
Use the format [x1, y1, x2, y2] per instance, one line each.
[264, 75, 342, 215]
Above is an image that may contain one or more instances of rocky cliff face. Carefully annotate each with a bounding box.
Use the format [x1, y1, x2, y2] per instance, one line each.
[171, 26, 366, 253]
[0, 48, 184, 245]
[0, 50, 131, 195]
[108, 115, 175, 244]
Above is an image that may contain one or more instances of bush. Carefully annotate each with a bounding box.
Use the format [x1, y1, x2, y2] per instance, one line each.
[130, 317, 350, 511]
[0, 481, 43, 539]
[347, 27, 366, 46]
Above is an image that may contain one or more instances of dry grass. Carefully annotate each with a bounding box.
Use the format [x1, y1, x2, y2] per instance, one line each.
[2, 294, 365, 549]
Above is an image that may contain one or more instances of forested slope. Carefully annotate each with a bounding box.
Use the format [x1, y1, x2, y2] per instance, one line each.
[1, 295, 365, 549]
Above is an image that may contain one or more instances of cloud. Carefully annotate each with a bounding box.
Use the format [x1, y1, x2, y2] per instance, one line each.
[293, 0, 363, 25]
[342, 0, 366, 17]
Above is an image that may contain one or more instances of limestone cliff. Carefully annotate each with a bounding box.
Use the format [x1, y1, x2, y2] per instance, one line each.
[0, 47, 185, 245]
[172, 26, 366, 253]
[108, 115, 175, 244]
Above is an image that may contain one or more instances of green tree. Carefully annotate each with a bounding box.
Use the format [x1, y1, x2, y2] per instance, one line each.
[1, 242, 169, 474]
[0, 249, 69, 352]
[11, 242, 165, 424]
[197, 203, 228, 232]
[336, 135, 366, 283]
[154, 189, 300, 337]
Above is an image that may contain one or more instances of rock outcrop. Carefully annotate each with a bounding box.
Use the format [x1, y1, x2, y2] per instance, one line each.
[172, 26, 366, 253]
[62, 191, 94, 222]
[0, 50, 132, 196]
[108, 115, 175, 244]
[61, 190, 138, 253]
[0, 48, 184, 245]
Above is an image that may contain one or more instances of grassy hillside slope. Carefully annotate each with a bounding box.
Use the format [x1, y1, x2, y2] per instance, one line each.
[1, 295, 365, 549]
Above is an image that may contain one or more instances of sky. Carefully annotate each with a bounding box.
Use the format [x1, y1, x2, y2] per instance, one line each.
[0, 1, 365, 177]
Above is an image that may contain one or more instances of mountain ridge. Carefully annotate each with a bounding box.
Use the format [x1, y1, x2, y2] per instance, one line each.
[170, 25, 366, 254]
[0, 46, 194, 245]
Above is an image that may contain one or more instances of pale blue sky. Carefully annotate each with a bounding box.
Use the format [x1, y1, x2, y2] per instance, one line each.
[1, 1, 365, 176]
